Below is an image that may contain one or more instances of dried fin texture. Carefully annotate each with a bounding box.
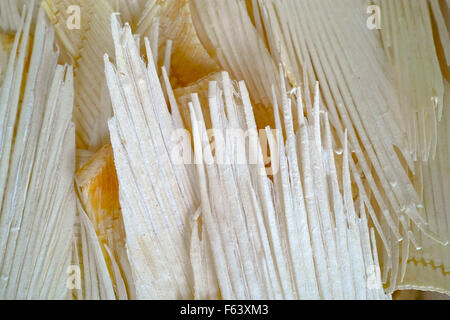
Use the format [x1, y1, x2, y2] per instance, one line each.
[398, 79, 450, 294]
[377, 0, 444, 161]
[173, 72, 222, 131]
[254, 0, 447, 289]
[0, 7, 76, 299]
[71, 204, 116, 300]
[0, 0, 23, 32]
[76, 145, 135, 299]
[188, 0, 278, 128]
[0, 0, 444, 300]
[105, 16, 199, 299]
[42, 0, 115, 151]
[137, 0, 220, 87]
[189, 71, 390, 299]
[375, 0, 449, 294]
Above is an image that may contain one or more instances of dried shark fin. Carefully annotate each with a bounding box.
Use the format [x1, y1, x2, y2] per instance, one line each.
[0, 7, 76, 299]
[189, 70, 390, 299]
[105, 15, 199, 299]
[0, 0, 444, 300]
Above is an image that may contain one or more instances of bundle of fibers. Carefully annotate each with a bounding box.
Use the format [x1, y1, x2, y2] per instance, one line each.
[227, 0, 447, 291]
[103, 16, 389, 299]
[189, 0, 418, 264]
[190, 74, 390, 300]
[376, 0, 450, 293]
[377, 0, 445, 161]
[399, 79, 450, 294]
[0, 0, 22, 32]
[97, 0, 450, 298]
[70, 200, 117, 300]
[105, 16, 200, 299]
[0, 6, 76, 299]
